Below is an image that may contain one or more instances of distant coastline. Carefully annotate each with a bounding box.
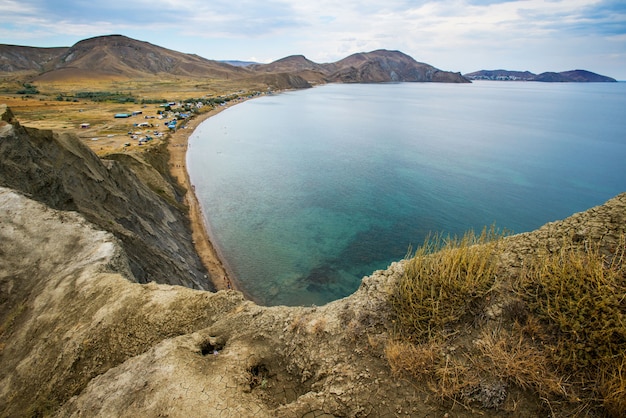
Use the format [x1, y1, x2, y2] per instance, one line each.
[464, 69, 616, 82]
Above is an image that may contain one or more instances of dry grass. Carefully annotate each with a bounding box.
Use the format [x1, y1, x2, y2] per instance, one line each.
[517, 235, 626, 416]
[1, 75, 264, 155]
[386, 228, 626, 416]
[473, 328, 567, 399]
[385, 338, 475, 402]
[390, 226, 502, 342]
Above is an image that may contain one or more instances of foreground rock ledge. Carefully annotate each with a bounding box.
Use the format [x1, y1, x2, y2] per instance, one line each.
[1, 185, 625, 417]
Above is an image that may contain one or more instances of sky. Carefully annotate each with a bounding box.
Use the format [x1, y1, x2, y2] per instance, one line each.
[1, 0, 625, 79]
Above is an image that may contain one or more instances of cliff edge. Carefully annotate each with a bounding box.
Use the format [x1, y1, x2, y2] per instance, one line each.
[1, 106, 624, 417]
[0, 104, 210, 289]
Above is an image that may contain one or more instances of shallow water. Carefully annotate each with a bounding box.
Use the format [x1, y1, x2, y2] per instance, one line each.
[188, 81, 626, 306]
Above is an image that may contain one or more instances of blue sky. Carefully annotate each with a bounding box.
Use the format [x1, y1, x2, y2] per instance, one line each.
[1, 0, 625, 79]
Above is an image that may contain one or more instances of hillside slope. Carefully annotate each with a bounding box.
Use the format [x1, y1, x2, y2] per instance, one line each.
[0, 44, 67, 73]
[0, 104, 210, 289]
[34, 34, 250, 81]
[326, 50, 468, 83]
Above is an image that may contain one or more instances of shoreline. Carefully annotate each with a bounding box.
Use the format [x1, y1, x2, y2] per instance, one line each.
[166, 103, 241, 293]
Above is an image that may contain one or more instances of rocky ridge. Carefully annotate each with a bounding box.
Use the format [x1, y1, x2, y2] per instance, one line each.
[1, 106, 625, 416]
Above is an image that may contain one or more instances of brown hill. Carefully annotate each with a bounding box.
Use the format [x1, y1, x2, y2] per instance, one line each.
[249, 55, 330, 84]
[252, 49, 470, 83]
[1, 35, 467, 86]
[250, 55, 327, 74]
[326, 50, 469, 83]
[32, 34, 250, 81]
[0, 45, 68, 73]
[0, 44, 67, 73]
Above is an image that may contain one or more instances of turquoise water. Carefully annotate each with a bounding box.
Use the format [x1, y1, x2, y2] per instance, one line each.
[188, 82, 626, 306]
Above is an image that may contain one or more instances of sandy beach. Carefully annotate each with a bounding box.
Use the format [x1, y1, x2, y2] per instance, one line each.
[166, 104, 239, 292]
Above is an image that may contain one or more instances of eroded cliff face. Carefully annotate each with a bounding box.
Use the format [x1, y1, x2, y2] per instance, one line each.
[0, 105, 210, 290]
[0, 185, 417, 417]
[2, 186, 625, 417]
[1, 105, 625, 417]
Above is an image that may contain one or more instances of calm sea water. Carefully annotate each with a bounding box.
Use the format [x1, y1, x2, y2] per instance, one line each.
[188, 81, 626, 306]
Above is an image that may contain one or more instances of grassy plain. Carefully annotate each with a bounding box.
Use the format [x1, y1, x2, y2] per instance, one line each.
[0, 76, 262, 154]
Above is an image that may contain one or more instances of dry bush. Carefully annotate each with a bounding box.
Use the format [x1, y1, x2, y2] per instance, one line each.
[385, 339, 477, 402]
[520, 239, 626, 372]
[517, 235, 626, 417]
[600, 356, 626, 417]
[385, 339, 443, 379]
[386, 228, 504, 404]
[390, 227, 502, 342]
[387, 227, 626, 416]
[474, 328, 567, 400]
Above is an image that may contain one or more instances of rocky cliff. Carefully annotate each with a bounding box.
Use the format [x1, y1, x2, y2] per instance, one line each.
[1, 107, 624, 417]
[0, 105, 210, 289]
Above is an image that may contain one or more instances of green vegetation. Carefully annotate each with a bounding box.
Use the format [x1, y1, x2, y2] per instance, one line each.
[386, 229, 626, 416]
[140, 98, 169, 104]
[71, 91, 137, 103]
[16, 83, 39, 95]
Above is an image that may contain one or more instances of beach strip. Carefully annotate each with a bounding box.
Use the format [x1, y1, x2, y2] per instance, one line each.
[166, 105, 238, 292]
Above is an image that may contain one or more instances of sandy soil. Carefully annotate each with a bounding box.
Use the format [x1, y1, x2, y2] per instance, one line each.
[166, 104, 240, 292]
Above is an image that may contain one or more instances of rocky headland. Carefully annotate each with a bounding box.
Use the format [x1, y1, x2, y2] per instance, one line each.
[464, 69, 617, 82]
[1, 104, 625, 417]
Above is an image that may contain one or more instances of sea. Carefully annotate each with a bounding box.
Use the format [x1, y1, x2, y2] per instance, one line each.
[187, 81, 626, 307]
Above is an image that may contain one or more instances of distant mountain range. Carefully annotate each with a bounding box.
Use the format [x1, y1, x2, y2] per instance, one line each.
[464, 69, 616, 82]
[0, 34, 469, 88]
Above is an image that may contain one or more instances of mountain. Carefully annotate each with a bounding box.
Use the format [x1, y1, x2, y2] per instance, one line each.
[0, 35, 469, 85]
[535, 69, 616, 82]
[251, 50, 469, 83]
[465, 69, 616, 82]
[34, 34, 251, 81]
[250, 55, 327, 73]
[249, 54, 331, 84]
[325, 49, 468, 83]
[0, 44, 68, 73]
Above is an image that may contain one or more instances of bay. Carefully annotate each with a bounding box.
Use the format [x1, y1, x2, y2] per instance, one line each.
[187, 81, 626, 306]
